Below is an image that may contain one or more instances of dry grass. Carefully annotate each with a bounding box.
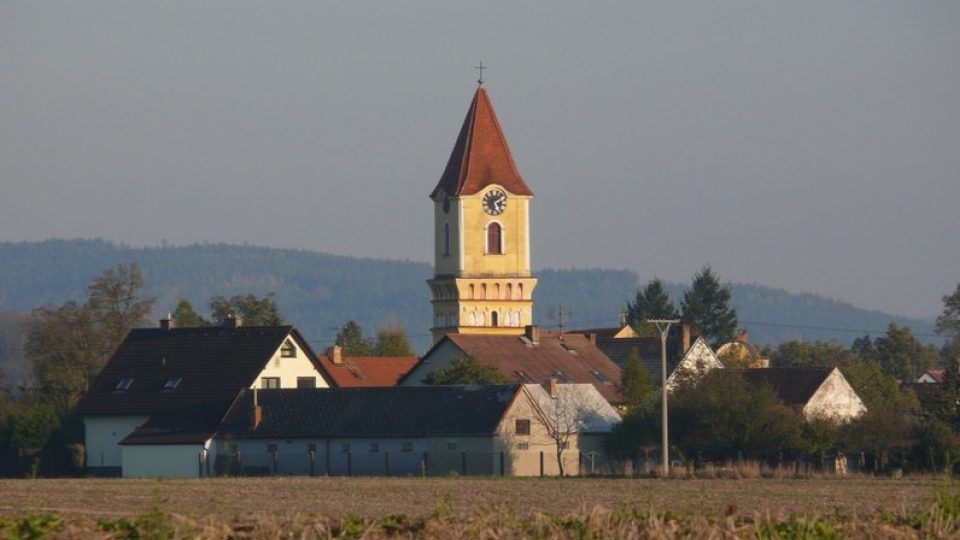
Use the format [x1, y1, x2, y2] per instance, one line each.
[0, 475, 947, 520]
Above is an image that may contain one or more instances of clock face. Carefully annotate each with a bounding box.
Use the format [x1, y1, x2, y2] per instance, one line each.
[482, 189, 507, 215]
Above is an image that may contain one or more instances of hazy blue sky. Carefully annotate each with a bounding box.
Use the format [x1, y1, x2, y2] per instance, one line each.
[2, 2, 958, 319]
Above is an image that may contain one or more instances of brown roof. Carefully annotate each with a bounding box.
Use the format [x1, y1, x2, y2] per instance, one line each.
[412, 332, 623, 403]
[315, 355, 419, 387]
[713, 368, 834, 406]
[430, 86, 533, 199]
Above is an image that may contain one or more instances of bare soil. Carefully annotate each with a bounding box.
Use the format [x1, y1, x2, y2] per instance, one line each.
[0, 476, 946, 520]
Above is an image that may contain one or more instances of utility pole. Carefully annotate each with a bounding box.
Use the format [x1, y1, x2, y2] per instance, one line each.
[648, 318, 680, 477]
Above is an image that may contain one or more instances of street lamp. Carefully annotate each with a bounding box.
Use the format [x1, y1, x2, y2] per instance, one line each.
[648, 318, 680, 477]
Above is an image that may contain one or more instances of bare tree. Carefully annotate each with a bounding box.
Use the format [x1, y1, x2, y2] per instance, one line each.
[532, 383, 597, 477]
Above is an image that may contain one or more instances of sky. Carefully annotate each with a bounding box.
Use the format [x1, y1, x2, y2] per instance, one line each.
[1, 2, 958, 320]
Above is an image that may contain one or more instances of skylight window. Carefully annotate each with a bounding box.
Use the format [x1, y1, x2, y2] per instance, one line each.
[591, 370, 612, 384]
[552, 370, 572, 383]
[513, 370, 534, 383]
[163, 377, 182, 390]
[115, 378, 133, 391]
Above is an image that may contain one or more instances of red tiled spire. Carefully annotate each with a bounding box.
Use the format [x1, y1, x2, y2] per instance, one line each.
[431, 87, 533, 199]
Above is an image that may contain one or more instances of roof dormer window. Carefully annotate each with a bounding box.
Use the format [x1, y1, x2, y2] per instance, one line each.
[163, 377, 182, 390]
[115, 378, 133, 391]
[281, 340, 296, 358]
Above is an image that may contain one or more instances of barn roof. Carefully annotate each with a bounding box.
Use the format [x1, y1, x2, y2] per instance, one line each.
[715, 367, 834, 406]
[219, 385, 522, 439]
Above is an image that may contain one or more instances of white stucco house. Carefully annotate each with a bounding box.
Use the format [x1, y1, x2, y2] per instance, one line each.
[75, 317, 332, 477]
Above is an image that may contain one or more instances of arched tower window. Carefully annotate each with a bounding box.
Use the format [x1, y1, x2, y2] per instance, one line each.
[491, 311, 499, 327]
[443, 223, 450, 256]
[481, 284, 487, 299]
[506, 283, 513, 300]
[486, 222, 503, 254]
[494, 283, 501, 299]
[518, 283, 524, 299]
[468, 284, 475, 299]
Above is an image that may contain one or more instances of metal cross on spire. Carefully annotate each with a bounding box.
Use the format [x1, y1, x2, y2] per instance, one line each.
[475, 60, 487, 86]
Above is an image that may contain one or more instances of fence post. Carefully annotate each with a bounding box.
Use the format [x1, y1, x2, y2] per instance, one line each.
[384, 452, 390, 476]
[272, 450, 279, 474]
[235, 448, 242, 476]
[347, 451, 353, 477]
[500, 452, 505, 477]
[421, 452, 429, 477]
[198, 451, 204, 478]
[309, 449, 316, 477]
[462, 452, 467, 476]
[325, 440, 331, 476]
[540, 451, 544, 477]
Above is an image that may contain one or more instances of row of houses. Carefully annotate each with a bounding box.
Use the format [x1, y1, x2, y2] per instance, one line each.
[75, 317, 865, 477]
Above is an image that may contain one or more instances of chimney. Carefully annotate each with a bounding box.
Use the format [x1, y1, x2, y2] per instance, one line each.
[736, 328, 749, 344]
[224, 315, 242, 329]
[251, 389, 263, 430]
[524, 325, 540, 346]
[159, 315, 174, 331]
[619, 310, 628, 328]
[681, 324, 691, 353]
[587, 333, 597, 345]
[548, 377, 559, 398]
[328, 345, 344, 365]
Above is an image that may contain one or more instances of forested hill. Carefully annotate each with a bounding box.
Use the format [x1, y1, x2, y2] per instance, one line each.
[0, 239, 939, 354]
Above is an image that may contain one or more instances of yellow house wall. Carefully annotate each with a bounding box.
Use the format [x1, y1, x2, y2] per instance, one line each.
[251, 335, 330, 389]
[496, 389, 581, 477]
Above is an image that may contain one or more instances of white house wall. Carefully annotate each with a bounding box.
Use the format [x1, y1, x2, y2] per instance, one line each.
[803, 368, 867, 421]
[666, 338, 724, 390]
[122, 444, 206, 478]
[83, 415, 150, 472]
[252, 336, 330, 389]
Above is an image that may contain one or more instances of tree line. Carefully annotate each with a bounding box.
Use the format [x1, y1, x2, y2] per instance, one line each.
[0, 262, 415, 476]
[609, 277, 960, 474]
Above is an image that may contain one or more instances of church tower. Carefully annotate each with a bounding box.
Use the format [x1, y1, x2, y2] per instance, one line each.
[428, 84, 537, 343]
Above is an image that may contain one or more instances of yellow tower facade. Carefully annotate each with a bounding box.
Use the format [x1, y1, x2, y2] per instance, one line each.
[428, 86, 537, 343]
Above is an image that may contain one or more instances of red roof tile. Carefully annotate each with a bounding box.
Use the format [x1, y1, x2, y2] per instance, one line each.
[316, 355, 419, 388]
[431, 87, 533, 199]
[413, 332, 623, 403]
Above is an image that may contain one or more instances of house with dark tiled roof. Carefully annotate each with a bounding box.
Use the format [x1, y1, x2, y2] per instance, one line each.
[75, 317, 331, 477]
[572, 324, 723, 390]
[711, 367, 866, 421]
[314, 345, 418, 388]
[212, 383, 619, 477]
[401, 326, 623, 404]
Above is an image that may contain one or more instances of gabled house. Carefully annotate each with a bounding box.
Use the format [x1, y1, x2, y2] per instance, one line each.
[917, 369, 946, 384]
[314, 345, 418, 387]
[75, 318, 331, 477]
[213, 383, 620, 477]
[577, 325, 723, 389]
[401, 326, 623, 404]
[713, 367, 866, 422]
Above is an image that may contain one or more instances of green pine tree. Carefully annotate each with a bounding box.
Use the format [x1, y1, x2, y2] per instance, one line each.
[680, 265, 738, 347]
[619, 347, 655, 411]
[625, 278, 679, 335]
